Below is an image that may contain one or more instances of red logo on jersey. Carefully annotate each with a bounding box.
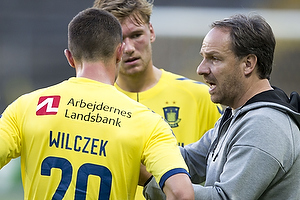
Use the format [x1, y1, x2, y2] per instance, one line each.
[36, 96, 61, 116]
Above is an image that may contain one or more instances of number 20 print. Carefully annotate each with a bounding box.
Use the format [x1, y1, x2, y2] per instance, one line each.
[41, 156, 112, 200]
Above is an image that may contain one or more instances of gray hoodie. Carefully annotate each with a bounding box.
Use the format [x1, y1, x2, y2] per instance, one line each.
[143, 88, 300, 200]
[181, 88, 300, 199]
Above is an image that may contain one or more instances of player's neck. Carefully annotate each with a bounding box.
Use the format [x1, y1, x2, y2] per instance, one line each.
[116, 66, 162, 93]
[76, 61, 116, 85]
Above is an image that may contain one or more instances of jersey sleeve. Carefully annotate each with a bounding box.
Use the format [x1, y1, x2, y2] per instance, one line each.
[141, 115, 189, 188]
[0, 98, 22, 168]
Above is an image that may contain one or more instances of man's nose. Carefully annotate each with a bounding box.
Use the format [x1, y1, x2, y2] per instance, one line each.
[197, 59, 210, 76]
[123, 38, 134, 54]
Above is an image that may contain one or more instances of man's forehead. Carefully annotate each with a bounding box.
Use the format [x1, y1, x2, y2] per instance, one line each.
[200, 28, 232, 54]
[120, 12, 147, 26]
[121, 17, 148, 31]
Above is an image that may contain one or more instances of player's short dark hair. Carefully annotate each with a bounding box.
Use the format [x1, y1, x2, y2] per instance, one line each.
[68, 8, 122, 62]
[212, 14, 275, 80]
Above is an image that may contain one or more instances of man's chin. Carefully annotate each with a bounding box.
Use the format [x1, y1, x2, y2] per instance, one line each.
[120, 67, 144, 76]
[210, 94, 221, 105]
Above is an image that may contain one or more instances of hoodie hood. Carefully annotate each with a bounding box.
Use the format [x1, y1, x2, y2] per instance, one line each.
[241, 86, 300, 128]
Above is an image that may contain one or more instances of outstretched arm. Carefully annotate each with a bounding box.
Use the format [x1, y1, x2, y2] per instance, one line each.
[139, 163, 152, 186]
[163, 173, 194, 200]
[143, 173, 194, 200]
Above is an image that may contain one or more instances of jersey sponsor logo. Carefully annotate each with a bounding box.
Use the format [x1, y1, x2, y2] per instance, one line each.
[163, 106, 181, 128]
[36, 96, 61, 116]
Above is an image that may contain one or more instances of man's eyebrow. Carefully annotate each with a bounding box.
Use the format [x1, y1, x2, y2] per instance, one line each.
[127, 29, 144, 36]
[132, 29, 144, 34]
[200, 51, 220, 56]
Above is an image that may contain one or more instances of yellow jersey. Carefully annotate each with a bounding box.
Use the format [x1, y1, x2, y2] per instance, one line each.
[0, 77, 188, 200]
[115, 69, 222, 146]
[115, 69, 222, 200]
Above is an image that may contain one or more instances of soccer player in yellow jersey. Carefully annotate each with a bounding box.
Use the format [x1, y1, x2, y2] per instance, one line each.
[93, 0, 222, 199]
[115, 71, 221, 146]
[0, 8, 194, 200]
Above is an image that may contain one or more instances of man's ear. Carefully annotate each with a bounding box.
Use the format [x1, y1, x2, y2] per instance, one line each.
[64, 49, 75, 68]
[149, 23, 156, 43]
[244, 54, 257, 76]
[116, 42, 124, 63]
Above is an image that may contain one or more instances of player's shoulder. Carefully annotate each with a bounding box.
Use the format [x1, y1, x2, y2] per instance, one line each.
[19, 81, 66, 100]
[112, 88, 161, 116]
[8, 80, 73, 114]
[161, 69, 210, 91]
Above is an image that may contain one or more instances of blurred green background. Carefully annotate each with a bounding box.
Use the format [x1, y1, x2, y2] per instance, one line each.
[0, 0, 299, 199]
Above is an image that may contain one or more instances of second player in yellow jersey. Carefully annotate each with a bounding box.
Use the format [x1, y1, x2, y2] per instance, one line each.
[115, 69, 222, 147]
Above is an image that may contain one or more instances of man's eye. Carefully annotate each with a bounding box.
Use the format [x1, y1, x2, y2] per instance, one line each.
[132, 34, 141, 38]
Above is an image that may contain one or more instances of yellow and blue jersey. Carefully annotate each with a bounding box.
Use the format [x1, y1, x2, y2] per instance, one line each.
[116, 69, 222, 200]
[0, 77, 188, 200]
[115, 69, 222, 147]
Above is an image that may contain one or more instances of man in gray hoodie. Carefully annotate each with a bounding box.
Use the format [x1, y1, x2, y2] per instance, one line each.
[143, 13, 300, 199]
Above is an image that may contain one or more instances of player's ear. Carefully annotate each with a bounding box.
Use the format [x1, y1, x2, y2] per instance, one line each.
[116, 42, 124, 64]
[149, 23, 156, 43]
[64, 49, 75, 68]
